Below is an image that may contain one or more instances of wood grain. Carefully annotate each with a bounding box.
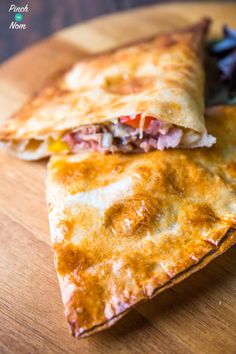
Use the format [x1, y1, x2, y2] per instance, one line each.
[0, 3, 235, 354]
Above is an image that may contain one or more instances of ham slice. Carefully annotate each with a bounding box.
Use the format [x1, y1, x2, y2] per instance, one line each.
[61, 118, 215, 154]
[157, 128, 183, 150]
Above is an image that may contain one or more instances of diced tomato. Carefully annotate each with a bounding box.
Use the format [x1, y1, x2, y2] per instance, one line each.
[120, 114, 155, 129]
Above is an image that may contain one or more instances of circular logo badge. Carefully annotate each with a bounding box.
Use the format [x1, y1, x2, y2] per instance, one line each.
[15, 13, 23, 22]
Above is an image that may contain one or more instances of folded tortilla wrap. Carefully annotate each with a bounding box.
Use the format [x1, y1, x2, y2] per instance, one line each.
[46, 105, 236, 337]
[0, 19, 215, 159]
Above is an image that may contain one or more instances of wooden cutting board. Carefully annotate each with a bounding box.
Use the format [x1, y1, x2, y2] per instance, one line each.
[0, 3, 236, 354]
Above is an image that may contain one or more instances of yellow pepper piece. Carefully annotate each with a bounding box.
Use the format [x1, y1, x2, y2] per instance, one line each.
[48, 138, 69, 153]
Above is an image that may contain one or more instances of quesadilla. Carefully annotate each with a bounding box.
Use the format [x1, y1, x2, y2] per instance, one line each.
[46, 105, 236, 338]
[0, 19, 215, 160]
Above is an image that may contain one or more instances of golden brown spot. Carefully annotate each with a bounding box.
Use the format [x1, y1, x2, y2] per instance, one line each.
[52, 154, 131, 194]
[67, 271, 107, 332]
[54, 243, 91, 276]
[104, 194, 161, 238]
[103, 74, 154, 95]
[123, 251, 157, 281]
[134, 160, 186, 198]
[224, 163, 236, 179]
[183, 204, 218, 226]
[56, 216, 75, 242]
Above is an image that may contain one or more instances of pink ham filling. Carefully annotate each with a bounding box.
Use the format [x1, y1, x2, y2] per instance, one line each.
[62, 118, 215, 154]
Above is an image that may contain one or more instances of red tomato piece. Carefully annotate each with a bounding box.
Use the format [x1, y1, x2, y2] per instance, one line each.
[120, 114, 155, 129]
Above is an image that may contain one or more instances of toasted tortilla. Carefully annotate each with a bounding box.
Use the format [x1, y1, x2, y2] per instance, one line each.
[0, 19, 212, 159]
[46, 105, 236, 338]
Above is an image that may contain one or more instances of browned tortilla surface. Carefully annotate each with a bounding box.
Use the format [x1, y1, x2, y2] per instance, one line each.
[0, 20, 210, 159]
[46, 105, 236, 337]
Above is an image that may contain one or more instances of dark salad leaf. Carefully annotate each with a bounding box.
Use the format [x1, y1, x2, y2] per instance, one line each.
[223, 25, 236, 40]
[210, 38, 236, 56]
[218, 50, 236, 83]
[206, 25, 236, 106]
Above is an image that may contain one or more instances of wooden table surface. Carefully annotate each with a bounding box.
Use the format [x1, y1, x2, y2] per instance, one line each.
[0, 2, 236, 354]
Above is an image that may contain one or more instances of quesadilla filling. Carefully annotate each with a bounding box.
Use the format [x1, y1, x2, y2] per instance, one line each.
[60, 114, 216, 154]
[7, 115, 216, 159]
